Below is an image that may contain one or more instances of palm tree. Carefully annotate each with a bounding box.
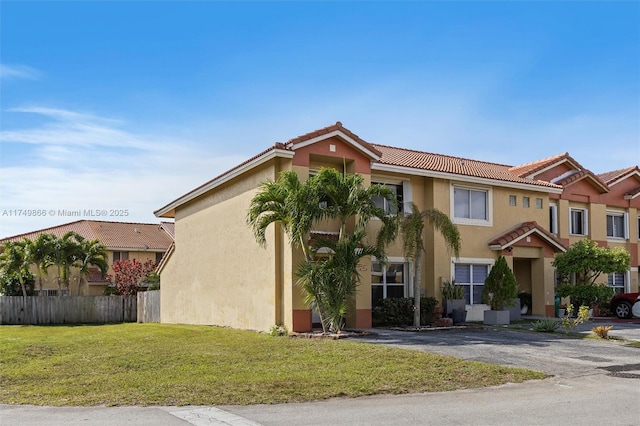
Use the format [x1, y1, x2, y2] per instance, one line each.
[401, 203, 461, 327]
[74, 236, 109, 296]
[248, 168, 399, 332]
[247, 170, 322, 262]
[30, 233, 56, 294]
[51, 232, 82, 295]
[0, 240, 32, 302]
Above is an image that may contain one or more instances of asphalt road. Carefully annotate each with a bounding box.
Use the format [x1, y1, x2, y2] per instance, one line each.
[2, 320, 640, 426]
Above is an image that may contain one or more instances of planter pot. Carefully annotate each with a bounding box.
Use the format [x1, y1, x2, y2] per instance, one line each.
[444, 299, 466, 316]
[505, 298, 521, 321]
[451, 309, 467, 325]
[483, 309, 510, 325]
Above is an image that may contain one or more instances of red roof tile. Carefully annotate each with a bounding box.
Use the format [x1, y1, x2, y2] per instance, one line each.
[285, 121, 382, 157]
[372, 144, 562, 189]
[488, 221, 565, 251]
[508, 153, 570, 178]
[598, 166, 640, 185]
[1, 220, 174, 250]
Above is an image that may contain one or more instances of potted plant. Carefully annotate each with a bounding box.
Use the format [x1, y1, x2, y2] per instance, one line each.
[482, 256, 518, 325]
[442, 279, 465, 316]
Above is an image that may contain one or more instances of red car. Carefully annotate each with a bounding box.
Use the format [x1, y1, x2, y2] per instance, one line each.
[610, 292, 640, 319]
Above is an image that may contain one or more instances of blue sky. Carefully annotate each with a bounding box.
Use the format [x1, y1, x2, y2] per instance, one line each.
[1, 1, 639, 238]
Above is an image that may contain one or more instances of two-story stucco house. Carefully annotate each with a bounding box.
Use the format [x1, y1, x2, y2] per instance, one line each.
[154, 122, 639, 332]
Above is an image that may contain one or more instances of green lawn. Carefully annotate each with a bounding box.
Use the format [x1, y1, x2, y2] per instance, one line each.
[0, 323, 545, 406]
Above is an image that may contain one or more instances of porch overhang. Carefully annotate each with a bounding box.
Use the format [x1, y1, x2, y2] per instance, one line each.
[488, 221, 566, 253]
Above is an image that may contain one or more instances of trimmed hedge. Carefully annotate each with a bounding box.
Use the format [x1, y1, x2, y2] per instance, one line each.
[372, 297, 439, 326]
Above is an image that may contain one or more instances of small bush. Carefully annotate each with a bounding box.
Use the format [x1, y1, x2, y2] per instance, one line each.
[372, 297, 439, 326]
[561, 304, 590, 334]
[533, 318, 560, 332]
[591, 325, 612, 339]
[269, 325, 288, 337]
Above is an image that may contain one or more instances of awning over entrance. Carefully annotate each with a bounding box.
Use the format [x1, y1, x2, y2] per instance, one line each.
[488, 221, 566, 253]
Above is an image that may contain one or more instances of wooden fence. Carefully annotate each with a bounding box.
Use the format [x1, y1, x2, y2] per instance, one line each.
[137, 290, 160, 323]
[0, 295, 137, 325]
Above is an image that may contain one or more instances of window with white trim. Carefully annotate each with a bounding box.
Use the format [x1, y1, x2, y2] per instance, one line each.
[113, 251, 129, 262]
[452, 186, 490, 225]
[509, 195, 516, 206]
[371, 261, 409, 306]
[535, 198, 543, 209]
[569, 208, 588, 236]
[608, 272, 626, 294]
[372, 183, 403, 214]
[523, 197, 530, 208]
[549, 203, 558, 234]
[606, 211, 628, 239]
[454, 263, 489, 304]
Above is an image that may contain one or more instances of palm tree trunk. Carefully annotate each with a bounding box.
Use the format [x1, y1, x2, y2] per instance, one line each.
[413, 249, 423, 327]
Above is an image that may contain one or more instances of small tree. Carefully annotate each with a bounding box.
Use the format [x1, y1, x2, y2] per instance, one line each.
[106, 259, 156, 295]
[482, 255, 518, 310]
[553, 239, 630, 286]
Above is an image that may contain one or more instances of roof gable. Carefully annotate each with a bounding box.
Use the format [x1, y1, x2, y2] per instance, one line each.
[598, 166, 640, 187]
[285, 121, 382, 160]
[488, 221, 566, 253]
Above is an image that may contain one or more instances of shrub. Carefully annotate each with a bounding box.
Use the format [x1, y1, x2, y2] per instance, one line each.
[269, 325, 288, 337]
[532, 318, 560, 332]
[0, 272, 35, 296]
[482, 256, 518, 310]
[591, 325, 612, 339]
[560, 304, 590, 334]
[557, 283, 614, 309]
[372, 297, 439, 327]
[442, 280, 464, 300]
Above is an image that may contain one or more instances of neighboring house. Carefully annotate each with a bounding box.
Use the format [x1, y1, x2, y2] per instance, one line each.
[154, 122, 639, 332]
[0, 220, 175, 296]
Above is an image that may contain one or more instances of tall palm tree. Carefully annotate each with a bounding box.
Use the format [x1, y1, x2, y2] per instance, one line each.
[74, 236, 109, 296]
[249, 167, 399, 332]
[247, 170, 322, 262]
[0, 240, 32, 302]
[30, 233, 56, 294]
[401, 203, 461, 327]
[51, 232, 82, 295]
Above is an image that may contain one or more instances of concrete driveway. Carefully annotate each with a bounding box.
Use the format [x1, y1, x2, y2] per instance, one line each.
[2, 320, 640, 426]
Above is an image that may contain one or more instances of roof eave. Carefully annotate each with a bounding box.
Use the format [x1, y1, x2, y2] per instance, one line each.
[154, 148, 295, 218]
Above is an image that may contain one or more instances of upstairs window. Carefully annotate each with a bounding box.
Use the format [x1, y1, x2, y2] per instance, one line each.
[549, 203, 558, 234]
[372, 183, 403, 214]
[453, 186, 490, 225]
[606, 211, 628, 239]
[569, 208, 588, 236]
[523, 197, 530, 208]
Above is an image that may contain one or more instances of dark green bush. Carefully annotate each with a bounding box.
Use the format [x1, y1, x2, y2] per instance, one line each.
[372, 297, 438, 327]
[0, 272, 35, 296]
[557, 283, 614, 309]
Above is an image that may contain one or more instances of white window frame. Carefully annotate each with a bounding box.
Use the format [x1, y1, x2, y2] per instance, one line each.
[606, 210, 628, 240]
[371, 257, 412, 302]
[451, 184, 493, 227]
[569, 207, 588, 236]
[451, 257, 494, 305]
[608, 271, 629, 294]
[371, 180, 412, 215]
[549, 203, 558, 234]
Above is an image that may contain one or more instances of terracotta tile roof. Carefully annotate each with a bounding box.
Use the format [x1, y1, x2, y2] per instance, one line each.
[0, 220, 174, 250]
[597, 166, 640, 186]
[160, 222, 175, 239]
[371, 144, 562, 189]
[488, 221, 566, 251]
[625, 185, 640, 198]
[285, 121, 382, 157]
[508, 153, 570, 178]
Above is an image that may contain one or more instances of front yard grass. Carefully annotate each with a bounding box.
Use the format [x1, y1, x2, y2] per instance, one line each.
[0, 323, 545, 406]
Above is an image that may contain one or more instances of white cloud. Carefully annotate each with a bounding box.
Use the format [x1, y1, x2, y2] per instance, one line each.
[0, 106, 246, 238]
[0, 64, 42, 81]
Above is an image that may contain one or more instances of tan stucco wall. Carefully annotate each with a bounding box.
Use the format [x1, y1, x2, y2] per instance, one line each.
[161, 162, 286, 332]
